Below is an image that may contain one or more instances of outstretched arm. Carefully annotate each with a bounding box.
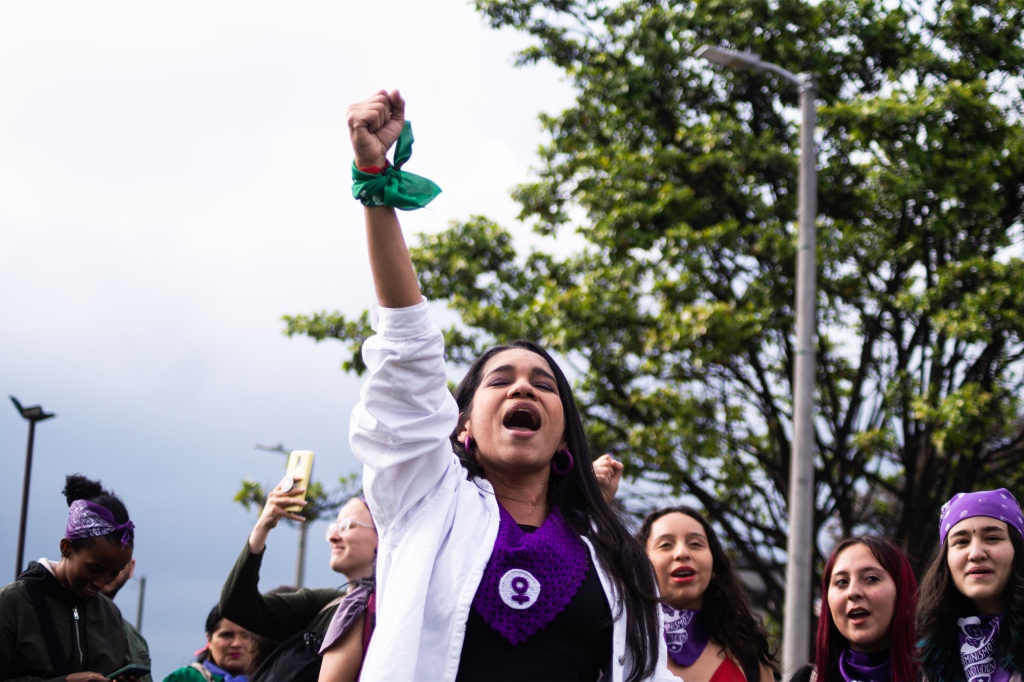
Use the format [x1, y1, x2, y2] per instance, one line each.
[346, 89, 422, 309]
[347, 88, 460, 531]
[248, 480, 307, 553]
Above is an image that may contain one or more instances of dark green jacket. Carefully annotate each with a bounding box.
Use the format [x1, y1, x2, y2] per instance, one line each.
[0, 560, 130, 681]
[161, 663, 220, 682]
[122, 619, 152, 682]
[218, 542, 342, 642]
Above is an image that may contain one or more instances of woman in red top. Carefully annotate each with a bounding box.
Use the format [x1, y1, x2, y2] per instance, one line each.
[638, 506, 777, 682]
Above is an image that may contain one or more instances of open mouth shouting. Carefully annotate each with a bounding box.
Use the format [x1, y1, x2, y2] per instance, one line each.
[503, 403, 541, 435]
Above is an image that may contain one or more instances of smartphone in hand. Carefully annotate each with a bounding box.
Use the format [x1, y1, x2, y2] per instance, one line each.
[107, 663, 150, 680]
[283, 450, 314, 513]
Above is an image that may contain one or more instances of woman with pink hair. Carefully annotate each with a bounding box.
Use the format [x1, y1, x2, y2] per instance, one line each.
[789, 536, 918, 682]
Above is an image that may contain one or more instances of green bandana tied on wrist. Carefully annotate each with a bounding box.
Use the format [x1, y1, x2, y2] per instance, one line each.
[351, 122, 441, 210]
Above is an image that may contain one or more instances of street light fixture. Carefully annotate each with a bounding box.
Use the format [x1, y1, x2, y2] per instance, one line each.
[695, 45, 819, 675]
[10, 396, 56, 580]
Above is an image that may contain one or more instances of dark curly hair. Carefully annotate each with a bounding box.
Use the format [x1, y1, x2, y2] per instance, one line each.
[451, 340, 661, 682]
[917, 526, 1024, 680]
[62, 473, 132, 550]
[636, 505, 778, 676]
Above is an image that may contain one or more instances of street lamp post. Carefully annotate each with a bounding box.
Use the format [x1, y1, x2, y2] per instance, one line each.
[10, 396, 56, 580]
[136, 575, 146, 631]
[695, 45, 818, 675]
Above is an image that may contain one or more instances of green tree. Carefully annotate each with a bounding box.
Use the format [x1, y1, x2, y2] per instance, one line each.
[285, 0, 1024, 623]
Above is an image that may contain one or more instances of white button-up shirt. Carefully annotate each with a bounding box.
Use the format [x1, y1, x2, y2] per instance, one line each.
[352, 301, 672, 682]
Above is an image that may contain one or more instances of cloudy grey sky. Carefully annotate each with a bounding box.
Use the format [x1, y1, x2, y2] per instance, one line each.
[0, 2, 573, 676]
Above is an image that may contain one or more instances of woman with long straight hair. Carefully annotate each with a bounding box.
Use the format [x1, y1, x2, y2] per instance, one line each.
[789, 536, 919, 682]
[917, 488, 1024, 681]
[638, 506, 777, 681]
[345, 88, 671, 682]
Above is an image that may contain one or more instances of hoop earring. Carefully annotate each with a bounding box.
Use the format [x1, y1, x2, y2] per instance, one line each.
[463, 436, 473, 452]
[552, 448, 574, 475]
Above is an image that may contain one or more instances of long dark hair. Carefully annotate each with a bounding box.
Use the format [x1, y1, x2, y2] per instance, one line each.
[637, 506, 778, 675]
[62, 474, 132, 550]
[917, 526, 1024, 681]
[452, 340, 660, 681]
[815, 536, 918, 682]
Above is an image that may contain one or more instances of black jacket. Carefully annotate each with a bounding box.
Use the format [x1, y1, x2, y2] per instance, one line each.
[0, 560, 130, 681]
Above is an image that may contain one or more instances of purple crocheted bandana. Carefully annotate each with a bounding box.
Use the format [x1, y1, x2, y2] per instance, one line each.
[472, 505, 589, 645]
[661, 605, 710, 667]
[939, 488, 1024, 544]
[66, 499, 135, 548]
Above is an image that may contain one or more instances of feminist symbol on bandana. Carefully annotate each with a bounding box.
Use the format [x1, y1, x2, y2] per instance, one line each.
[499, 569, 541, 610]
[957, 616, 1000, 682]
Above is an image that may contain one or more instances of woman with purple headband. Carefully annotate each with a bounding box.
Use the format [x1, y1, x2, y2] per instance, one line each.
[917, 488, 1024, 681]
[0, 474, 139, 682]
[343, 89, 672, 681]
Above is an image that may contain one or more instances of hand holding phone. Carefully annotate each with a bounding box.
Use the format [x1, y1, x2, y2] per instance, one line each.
[249, 451, 315, 553]
[283, 450, 314, 513]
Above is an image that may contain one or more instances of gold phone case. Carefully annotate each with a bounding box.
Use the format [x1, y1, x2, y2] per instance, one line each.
[283, 450, 314, 513]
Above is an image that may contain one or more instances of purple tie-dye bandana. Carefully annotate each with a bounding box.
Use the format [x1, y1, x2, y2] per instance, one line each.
[472, 505, 588, 645]
[65, 500, 134, 548]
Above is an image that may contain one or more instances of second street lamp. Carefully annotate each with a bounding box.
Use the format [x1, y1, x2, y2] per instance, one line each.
[10, 395, 56, 580]
[695, 45, 819, 675]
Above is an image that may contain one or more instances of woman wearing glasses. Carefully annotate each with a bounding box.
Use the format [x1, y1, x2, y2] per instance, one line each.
[318, 500, 377, 681]
[322, 497, 377, 586]
[218, 489, 377, 681]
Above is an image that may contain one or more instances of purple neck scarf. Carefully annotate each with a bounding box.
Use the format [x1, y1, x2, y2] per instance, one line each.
[661, 605, 710, 667]
[957, 614, 1011, 682]
[203, 658, 248, 682]
[472, 505, 588, 645]
[837, 647, 892, 682]
[66, 500, 134, 548]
